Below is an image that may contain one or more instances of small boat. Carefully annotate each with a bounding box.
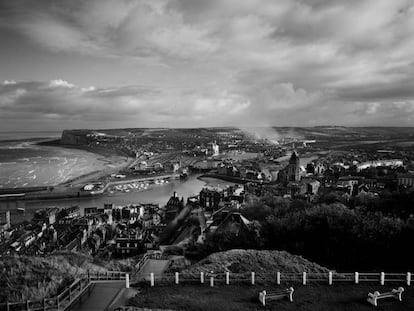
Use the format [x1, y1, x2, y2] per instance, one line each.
[17, 207, 25, 212]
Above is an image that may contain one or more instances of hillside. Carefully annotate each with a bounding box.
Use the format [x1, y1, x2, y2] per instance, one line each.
[181, 249, 329, 274]
[0, 251, 139, 303]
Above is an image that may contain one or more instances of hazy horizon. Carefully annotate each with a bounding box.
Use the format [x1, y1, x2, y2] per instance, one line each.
[3, 125, 414, 134]
[1, 0, 414, 130]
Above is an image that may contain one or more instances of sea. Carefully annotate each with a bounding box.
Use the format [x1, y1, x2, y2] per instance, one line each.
[0, 131, 109, 188]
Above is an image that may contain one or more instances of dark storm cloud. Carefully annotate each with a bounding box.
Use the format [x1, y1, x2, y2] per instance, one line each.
[336, 79, 414, 102]
[0, 0, 413, 129]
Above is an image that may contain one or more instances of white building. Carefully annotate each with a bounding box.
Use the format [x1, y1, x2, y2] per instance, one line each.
[210, 141, 219, 157]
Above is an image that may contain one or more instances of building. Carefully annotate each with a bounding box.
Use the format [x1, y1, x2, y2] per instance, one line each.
[166, 161, 181, 173]
[199, 187, 224, 211]
[0, 211, 10, 232]
[134, 161, 164, 173]
[210, 141, 219, 157]
[207, 212, 252, 236]
[336, 176, 365, 188]
[114, 238, 143, 257]
[84, 207, 99, 215]
[164, 192, 185, 224]
[397, 173, 414, 188]
[57, 206, 80, 219]
[356, 159, 404, 172]
[278, 152, 302, 183]
[33, 208, 60, 225]
[300, 178, 321, 195]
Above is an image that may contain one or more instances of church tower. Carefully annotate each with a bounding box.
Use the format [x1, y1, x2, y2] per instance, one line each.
[288, 151, 300, 181]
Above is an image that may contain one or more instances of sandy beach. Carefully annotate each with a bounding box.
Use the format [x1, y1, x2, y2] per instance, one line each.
[0, 138, 131, 188]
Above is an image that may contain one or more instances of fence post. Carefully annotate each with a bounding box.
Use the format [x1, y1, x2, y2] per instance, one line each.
[200, 272, 204, 284]
[355, 272, 359, 284]
[43, 297, 46, 311]
[210, 275, 214, 287]
[175, 272, 179, 284]
[302, 272, 307, 285]
[150, 273, 155, 287]
[276, 271, 281, 285]
[380, 272, 385, 285]
[56, 296, 60, 309]
[251, 272, 255, 285]
[407, 272, 411, 286]
[87, 270, 90, 282]
[6, 301, 10, 311]
[329, 271, 333, 285]
[26, 300, 29, 311]
[125, 273, 130, 289]
[226, 272, 230, 285]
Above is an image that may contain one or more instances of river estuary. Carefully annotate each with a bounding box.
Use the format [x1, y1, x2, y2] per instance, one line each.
[0, 174, 238, 224]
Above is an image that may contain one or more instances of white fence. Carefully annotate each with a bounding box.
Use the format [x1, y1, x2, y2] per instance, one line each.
[145, 271, 412, 287]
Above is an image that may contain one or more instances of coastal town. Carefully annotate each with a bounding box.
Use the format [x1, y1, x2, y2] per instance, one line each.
[2, 127, 414, 263]
[2, 127, 414, 309]
[3, 0, 414, 309]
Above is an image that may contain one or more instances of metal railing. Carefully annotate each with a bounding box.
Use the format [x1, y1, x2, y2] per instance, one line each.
[0, 278, 92, 311]
[0, 251, 166, 311]
[133, 251, 163, 276]
[0, 271, 128, 311]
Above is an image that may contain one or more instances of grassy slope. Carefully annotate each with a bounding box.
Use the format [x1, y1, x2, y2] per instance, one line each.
[131, 249, 412, 310]
[0, 251, 140, 303]
[181, 249, 330, 274]
[130, 283, 414, 311]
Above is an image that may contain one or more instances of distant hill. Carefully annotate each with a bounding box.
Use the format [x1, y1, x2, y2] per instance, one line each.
[182, 249, 329, 274]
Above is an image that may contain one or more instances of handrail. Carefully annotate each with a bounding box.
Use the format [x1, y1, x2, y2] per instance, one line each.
[134, 251, 163, 276]
[0, 271, 128, 311]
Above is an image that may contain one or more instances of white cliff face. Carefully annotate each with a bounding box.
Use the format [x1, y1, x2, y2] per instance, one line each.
[61, 130, 91, 145]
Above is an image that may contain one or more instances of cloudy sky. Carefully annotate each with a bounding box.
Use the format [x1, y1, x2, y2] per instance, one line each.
[0, 0, 413, 131]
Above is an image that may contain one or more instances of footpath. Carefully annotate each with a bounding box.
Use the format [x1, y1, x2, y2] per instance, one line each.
[72, 259, 170, 311]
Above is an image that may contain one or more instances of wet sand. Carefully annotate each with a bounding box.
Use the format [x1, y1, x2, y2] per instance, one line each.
[0, 142, 129, 188]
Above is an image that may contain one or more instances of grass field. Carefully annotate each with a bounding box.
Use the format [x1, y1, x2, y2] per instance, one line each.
[129, 282, 413, 311]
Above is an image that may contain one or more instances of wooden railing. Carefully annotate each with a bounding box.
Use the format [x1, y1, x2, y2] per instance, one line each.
[0, 271, 128, 311]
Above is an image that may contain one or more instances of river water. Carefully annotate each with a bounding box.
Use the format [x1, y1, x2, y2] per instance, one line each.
[0, 174, 238, 224]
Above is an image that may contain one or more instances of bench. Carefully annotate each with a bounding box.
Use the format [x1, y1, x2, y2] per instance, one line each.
[258, 287, 294, 306]
[367, 287, 404, 307]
